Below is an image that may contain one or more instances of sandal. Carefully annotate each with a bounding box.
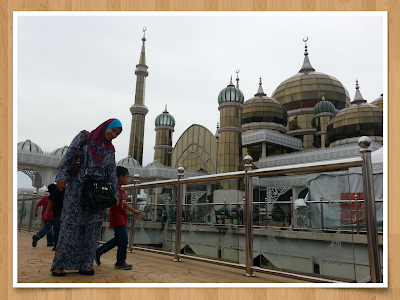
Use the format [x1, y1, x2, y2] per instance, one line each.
[78, 268, 95, 275]
[51, 269, 66, 277]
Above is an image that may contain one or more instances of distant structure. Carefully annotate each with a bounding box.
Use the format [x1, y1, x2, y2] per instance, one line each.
[18, 35, 383, 190]
[128, 26, 149, 165]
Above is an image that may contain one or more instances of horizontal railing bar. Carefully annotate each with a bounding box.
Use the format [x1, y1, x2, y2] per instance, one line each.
[122, 157, 362, 190]
[248, 157, 363, 178]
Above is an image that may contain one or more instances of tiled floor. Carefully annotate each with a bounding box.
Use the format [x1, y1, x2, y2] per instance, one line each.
[17, 230, 309, 284]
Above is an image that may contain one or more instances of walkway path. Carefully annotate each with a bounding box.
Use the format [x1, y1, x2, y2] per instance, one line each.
[17, 230, 309, 284]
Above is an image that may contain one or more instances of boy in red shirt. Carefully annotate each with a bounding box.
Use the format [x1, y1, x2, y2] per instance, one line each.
[95, 166, 141, 270]
[32, 185, 55, 247]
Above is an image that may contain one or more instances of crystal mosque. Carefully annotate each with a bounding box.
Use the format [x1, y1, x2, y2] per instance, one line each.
[17, 31, 383, 192]
[17, 29, 385, 283]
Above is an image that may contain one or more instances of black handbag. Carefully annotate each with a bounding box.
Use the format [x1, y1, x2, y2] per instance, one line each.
[67, 130, 89, 177]
[81, 176, 117, 209]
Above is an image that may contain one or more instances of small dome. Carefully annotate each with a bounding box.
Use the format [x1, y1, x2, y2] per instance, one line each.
[371, 94, 383, 109]
[242, 78, 288, 127]
[146, 160, 163, 168]
[118, 156, 141, 167]
[218, 77, 244, 105]
[155, 106, 175, 127]
[314, 93, 335, 115]
[327, 81, 383, 144]
[52, 145, 69, 156]
[17, 139, 43, 154]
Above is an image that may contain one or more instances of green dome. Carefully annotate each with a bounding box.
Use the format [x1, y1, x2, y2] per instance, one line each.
[118, 156, 141, 167]
[313, 94, 335, 115]
[155, 107, 175, 127]
[242, 79, 287, 126]
[52, 145, 69, 156]
[17, 139, 43, 153]
[146, 160, 163, 168]
[218, 77, 244, 105]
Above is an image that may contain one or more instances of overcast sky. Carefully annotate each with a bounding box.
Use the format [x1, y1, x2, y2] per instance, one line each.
[15, 12, 386, 189]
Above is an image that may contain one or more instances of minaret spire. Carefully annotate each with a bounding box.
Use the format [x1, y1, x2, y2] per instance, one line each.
[299, 36, 315, 74]
[236, 69, 240, 89]
[128, 27, 150, 165]
[255, 76, 267, 96]
[352, 79, 367, 104]
[139, 26, 147, 65]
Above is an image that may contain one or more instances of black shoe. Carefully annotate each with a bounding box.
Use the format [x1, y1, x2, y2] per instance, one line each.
[78, 269, 95, 275]
[32, 235, 40, 247]
[95, 251, 101, 266]
[51, 247, 56, 251]
[115, 262, 132, 270]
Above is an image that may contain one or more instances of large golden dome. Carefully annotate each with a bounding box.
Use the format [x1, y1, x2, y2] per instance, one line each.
[242, 78, 287, 129]
[327, 81, 383, 145]
[271, 40, 350, 111]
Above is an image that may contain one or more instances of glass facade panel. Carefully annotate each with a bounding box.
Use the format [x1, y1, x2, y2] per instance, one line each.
[254, 170, 360, 281]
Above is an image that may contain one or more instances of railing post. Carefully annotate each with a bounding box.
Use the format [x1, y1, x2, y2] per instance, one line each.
[354, 194, 360, 234]
[18, 200, 26, 230]
[358, 136, 382, 283]
[28, 193, 37, 233]
[320, 196, 324, 231]
[243, 155, 255, 277]
[128, 174, 140, 252]
[173, 166, 185, 262]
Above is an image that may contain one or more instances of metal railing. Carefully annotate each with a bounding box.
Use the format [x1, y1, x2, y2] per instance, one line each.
[119, 136, 382, 283]
[17, 136, 383, 283]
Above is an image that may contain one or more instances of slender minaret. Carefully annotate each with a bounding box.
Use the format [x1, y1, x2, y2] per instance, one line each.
[154, 105, 175, 166]
[217, 75, 244, 174]
[128, 27, 149, 165]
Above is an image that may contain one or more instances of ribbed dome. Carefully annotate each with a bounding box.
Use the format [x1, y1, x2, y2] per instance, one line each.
[17, 139, 43, 153]
[218, 77, 244, 105]
[146, 160, 163, 168]
[242, 78, 287, 126]
[327, 81, 383, 144]
[52, 145, 69, 156]
[314, 93, 335, 115]
[271, 40, 350, 111]
[118, 156, 141, 167]
[155, 106, 175, 127]
[371, 94, 383, 109]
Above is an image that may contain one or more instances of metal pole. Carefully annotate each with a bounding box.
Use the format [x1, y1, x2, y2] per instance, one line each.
[128, 174, 140, 252]
[358, 136, 382, 283]
[354, 194, 360, 234]
[28, 192, 37, 233]
[173, 166, 185, 262]
[320, 196, 324, 231]
[243, 155, 255, 277]
[18, 200, 26, 230]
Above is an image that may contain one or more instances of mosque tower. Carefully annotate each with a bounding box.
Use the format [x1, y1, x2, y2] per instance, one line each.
[153, 105, 175, 166]
[312, 92, 335, 148]
[217, 74, 244, 174]
[128, 27, 149, 165]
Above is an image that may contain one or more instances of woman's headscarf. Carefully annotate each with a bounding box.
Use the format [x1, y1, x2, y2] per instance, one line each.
[88, 118, 122, 164]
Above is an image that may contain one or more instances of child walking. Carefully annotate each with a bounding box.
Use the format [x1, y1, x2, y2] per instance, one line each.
[95, 166, 141, 270]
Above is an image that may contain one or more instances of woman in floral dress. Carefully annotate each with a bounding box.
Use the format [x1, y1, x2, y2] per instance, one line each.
[51, 119, 122, 276]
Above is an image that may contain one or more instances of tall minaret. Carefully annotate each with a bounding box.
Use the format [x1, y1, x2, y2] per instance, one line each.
[217, 75, 244, 174]
[154, 105, 175, 166]
[128, 27, 149, 165]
